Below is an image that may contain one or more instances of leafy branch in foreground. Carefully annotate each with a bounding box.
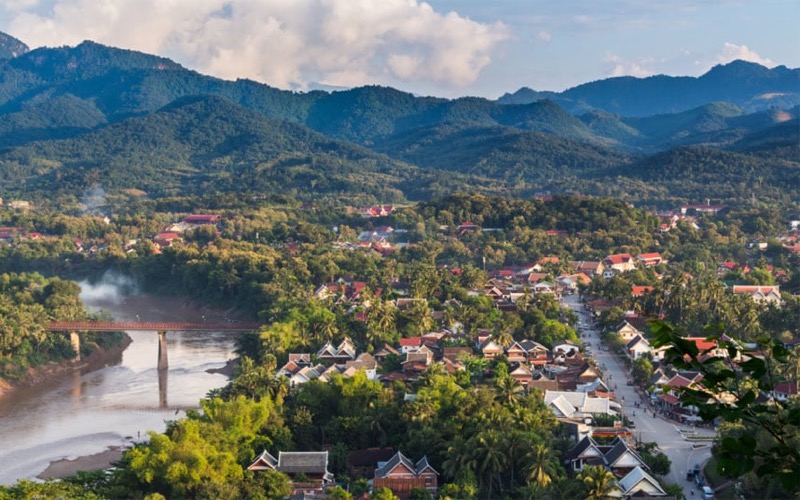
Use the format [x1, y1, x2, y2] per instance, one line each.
[650, 320, 799, 494]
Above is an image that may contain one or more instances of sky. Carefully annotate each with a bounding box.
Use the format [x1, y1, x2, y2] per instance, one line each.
[0, 0, 797, 99]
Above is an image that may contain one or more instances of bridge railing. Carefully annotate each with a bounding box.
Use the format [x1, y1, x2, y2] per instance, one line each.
[47, 321, 263, 332]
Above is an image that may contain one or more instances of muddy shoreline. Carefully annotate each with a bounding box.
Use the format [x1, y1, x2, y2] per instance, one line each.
[0, 334, 132, 402]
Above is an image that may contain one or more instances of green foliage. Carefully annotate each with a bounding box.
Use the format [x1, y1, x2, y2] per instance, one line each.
[0, 272, 120, 379]
[651, 320, 800, 494]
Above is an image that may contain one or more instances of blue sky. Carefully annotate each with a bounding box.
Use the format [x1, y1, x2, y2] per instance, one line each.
[0, 0, 797, 98]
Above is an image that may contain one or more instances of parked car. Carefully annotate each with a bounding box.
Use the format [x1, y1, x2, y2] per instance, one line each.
[702, 485, 714, 499]
[686, 469, 695, 480]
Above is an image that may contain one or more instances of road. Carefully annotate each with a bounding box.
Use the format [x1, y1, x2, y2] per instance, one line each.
[563, 294, 717, 497]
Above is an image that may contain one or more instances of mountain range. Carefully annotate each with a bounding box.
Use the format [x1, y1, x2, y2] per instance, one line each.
[0, 32, 797, 207]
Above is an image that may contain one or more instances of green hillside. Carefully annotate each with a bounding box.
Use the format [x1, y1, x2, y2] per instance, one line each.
[0, 95, 506, 202]
[375, 124, 632, 183]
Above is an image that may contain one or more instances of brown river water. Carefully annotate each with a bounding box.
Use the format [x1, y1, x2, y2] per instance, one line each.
[0, 280, 242, 484]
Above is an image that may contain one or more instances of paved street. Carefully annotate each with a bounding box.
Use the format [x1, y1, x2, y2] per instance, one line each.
[563, 294, 717, 497]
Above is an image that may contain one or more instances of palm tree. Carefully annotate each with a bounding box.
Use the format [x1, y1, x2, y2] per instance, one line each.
[579, 465, 618, 500]
[548, 477, 585, 500]
[441, 435, 476, 480]
[475, 429, 508, 499]
[496, 376, 524, 406]
[494, 328, 514, 348]
[419, 361, 446, 387]
[525, 443, 556, 488]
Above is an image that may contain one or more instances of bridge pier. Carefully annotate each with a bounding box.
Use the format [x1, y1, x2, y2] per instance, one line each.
[70, 331, 81, 361]
[158, 365, 168, 408]
[157, 331, 168, 371]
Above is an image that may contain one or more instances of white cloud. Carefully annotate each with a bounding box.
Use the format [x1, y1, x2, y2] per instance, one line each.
[714, 42, 774, 67]
[536, 30, 551, 43]
[4, 0, 509, 91]
[603, 53, 655, 78]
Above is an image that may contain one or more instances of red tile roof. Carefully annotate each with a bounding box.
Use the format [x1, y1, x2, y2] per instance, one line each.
[606, 253, 633, 264]
[631, 286, 654, 297]
[399, 337, 422, 347]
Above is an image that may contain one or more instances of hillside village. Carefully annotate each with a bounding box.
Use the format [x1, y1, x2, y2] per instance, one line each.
[0, 195, 798, 499]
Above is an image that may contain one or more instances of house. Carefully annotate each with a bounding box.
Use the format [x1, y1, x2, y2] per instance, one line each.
[618, 465, 667, 497]
[638, 253, 664, 267]
[480, 339, 504, 359]
[566, 436, 648, 477]
[603, 437, 647, 476]
[552, 339, 580, 356]
[345, 353, 379, 380]
[373, 451, 439, 497]
[442, 346, 473, 363]
[566, 435, 606, 472]
[402, 347, 433, 375]
[556, 273, 592, 293]
[572, 260, 606, 277]
[604, 254, 636, 273]
[625, 335, 654, 360]
[519, 339, 549, 356]
[153, 232, 182, 248]
[399, 337, 423, 354]
[183, 214, 221, 225]
[732, 285, 782, 306]
[680, 203, 725, 216]
[772, 380, 799, 402]
[360, 205, 395, 218]
[248, 450, 334, 495]
[509, 363, 534, 386]
[505, 342, 527, 363]
[631, 285, 654, 297]
[373, 344, 400, 363]
[544, 390, 621, 419]
[613, 320, 645, 342]
[316, 338, 357, 364]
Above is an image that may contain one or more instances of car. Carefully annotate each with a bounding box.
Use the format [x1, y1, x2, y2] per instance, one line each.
[686, 469, 695, 480]
[701, 485, 714, 499]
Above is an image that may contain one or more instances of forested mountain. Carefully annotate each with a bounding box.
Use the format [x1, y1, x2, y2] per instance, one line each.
[499, 60, 800, 116]
[0, 32, 797, 206]
[0, 32, 27, 60]
[375, 124, 633, 183]
[599, 146, 800, 205]
[0, 95, 507, 202]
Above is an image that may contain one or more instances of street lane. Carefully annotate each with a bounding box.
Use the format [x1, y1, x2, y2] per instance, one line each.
[563, 294, 717, 497]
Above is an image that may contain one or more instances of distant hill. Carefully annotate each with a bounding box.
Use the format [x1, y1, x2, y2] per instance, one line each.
[597, 145, 800, 205]
[0, 31, 28, 59]
[0, 95, 509, 201]
[0, 35, 797, 206]
[375, 124, 633, 183]
[499, 60, 800, 116]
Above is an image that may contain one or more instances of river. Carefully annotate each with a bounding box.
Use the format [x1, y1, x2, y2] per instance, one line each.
[0, 284, 241, 485]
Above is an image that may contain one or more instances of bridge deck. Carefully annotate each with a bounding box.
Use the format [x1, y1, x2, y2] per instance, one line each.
[48, 321, 263, 332]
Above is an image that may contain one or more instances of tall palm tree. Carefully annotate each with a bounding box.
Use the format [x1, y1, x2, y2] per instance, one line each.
[525, 442, 556, 488]
[441, 435, 476, 480]
[579, 465, 618, 500]
[475, 429, 508, 499]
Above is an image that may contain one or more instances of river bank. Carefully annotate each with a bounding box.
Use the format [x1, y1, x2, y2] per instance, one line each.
[37, 447, 126, 480]
[0, 334, 132, 402]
